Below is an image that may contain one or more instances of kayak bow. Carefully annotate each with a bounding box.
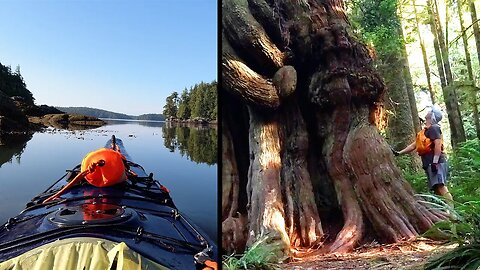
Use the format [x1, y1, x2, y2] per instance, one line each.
[0, 136, 217, 270]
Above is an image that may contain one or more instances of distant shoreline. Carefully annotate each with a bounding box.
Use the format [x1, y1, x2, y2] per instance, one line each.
[101, 118, 217, 126]
[100, 118, 165, 123]
[165, 117, 217, 125]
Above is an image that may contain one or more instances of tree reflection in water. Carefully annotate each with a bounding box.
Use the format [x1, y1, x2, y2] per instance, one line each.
[0, 132, 33, 168]
[162, 123, 217, 165]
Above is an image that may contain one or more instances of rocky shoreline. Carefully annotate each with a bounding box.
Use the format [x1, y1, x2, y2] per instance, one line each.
[165, 116, 217, 125]
[29, 114, 105, 130]
[0, 92, 105, 133]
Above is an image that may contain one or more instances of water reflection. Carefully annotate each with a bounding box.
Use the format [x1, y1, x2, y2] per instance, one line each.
[0, 132, 33, 168]
[51, 122, 103, 130]
[101, 119, 165, 128]
[162, 123, 217, 165]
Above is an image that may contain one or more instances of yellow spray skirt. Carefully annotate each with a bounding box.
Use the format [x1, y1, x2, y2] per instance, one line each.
[0, 237, 170, 270]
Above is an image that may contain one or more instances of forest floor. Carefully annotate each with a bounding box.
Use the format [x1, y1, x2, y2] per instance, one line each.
[281, 238, 457, 270]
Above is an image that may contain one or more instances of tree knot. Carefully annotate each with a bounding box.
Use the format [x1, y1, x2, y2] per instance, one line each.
[273, 66, 297, 99]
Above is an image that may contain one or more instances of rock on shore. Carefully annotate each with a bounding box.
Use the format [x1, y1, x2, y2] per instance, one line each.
[29, 114, 105, 130]
[0, 91, 30, 132]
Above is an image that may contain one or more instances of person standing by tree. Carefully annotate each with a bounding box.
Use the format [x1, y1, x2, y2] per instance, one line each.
[393, 106, 453, 204]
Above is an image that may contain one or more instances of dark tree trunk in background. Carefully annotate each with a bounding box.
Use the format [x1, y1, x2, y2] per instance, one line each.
[468, 0, 480, 140]
[413, 0, 436, 103]
[428, 1, 448, 89]
[379, 53, 420, 169]
[433, 0, 453, 85]
[445, 0, 449, 48]
[469, 0, 480, 67]
[397, 2, 421, 132]
[457, 0, 480, 139]
[222, 0, 447, 256]
[427, 0, 466, 147]
[399, 30, 421, 133]
[457, 0, 474, 81]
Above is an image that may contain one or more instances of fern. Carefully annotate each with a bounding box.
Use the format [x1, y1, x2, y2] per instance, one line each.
[404, 139, 480, 269]
[222, 236, 282, 270]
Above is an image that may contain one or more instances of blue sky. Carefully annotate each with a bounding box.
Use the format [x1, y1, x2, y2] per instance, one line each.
[0, 0, 217, 115]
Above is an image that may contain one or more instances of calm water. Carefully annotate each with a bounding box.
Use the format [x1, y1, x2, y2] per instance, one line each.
[0, 120, 217, 243]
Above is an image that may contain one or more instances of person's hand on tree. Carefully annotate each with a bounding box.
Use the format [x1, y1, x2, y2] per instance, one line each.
[391, 147, 400, 156]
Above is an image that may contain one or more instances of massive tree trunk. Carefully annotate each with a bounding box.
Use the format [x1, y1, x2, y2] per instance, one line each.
[280, 99, 323, 248]
[457, 0, 480, 140]
[222, 0, 447, 257]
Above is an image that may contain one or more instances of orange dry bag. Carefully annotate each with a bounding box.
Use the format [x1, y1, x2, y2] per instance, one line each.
[81, 148, 127, 187]
[416, 128, 444, 156]
[416, 129, 432, 156]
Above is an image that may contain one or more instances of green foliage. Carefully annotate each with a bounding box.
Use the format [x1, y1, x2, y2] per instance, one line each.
[0, 62, 34, 104]
[448, 139, 480, 202]
[425, 244, 480, 270]
[222, 236, 281, 270]
[446, 83, 480, 140]
[163, 92, 179, 118]
[347, 0, 404, 58]
[423, 200, 480, 270]
[164, 81, 217, 120]
[203, 81, 217, 120]
[395, 154, 428, 193]
[176, 89, 191, 119]
[136, 114, 165, 121]
[422, 199, 480, 244]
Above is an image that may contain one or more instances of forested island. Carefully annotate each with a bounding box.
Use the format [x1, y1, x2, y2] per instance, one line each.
[0, 62, 104, 132]
[163, 81, 217, 124]
[56, 107, 165, 121]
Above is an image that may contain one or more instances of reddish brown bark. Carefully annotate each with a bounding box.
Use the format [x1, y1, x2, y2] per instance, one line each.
[280, 100, 323, 247]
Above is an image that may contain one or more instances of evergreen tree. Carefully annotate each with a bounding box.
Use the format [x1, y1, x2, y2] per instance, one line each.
[163, 91, 179, 117]
[0, 62, 34, 104]
[177, 88, 191, 119]
[164, 81, 217, 121]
